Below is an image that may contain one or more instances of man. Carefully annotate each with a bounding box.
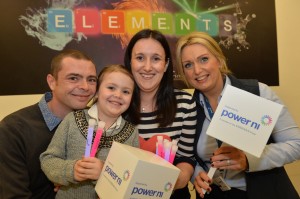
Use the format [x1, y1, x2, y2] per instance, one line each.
[0, 49, 97, 198]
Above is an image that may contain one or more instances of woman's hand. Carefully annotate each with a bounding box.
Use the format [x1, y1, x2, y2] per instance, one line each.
[194, 171, 212, 198]
[74, 157, 104, 181]
[211, 146, 248, 171]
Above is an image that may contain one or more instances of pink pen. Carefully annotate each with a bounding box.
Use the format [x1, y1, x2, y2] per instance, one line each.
[156, 136, 163, 157]
[169, 145, 178, 164]
[90, 121, 106, 157]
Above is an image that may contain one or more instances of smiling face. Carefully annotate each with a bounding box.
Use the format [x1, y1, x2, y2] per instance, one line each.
[181, 43, 223, 96]
[47, 57, 97, 117]
[130, 38, 167, 94]
[96, 71, 134, 121]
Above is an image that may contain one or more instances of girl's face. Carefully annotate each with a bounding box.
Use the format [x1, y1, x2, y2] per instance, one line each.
[97, 71, 134, 120]
[181, 43, 223, 95]
[130, 38, 167, 94]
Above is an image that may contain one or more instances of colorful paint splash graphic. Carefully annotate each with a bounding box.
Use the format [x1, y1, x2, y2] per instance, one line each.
[19, 0, 86, 50]
[19, 0, 256, 51]
[112, 0, 166, 48]
[173, 0, 256, 51]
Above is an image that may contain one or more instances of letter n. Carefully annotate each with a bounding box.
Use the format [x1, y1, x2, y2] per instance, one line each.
[174, 13, 196, 36]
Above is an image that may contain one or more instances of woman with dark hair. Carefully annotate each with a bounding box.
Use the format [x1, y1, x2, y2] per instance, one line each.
[124, 29, 197, 198]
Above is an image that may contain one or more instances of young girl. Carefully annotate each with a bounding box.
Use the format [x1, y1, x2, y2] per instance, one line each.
[40, 64, 139, 199]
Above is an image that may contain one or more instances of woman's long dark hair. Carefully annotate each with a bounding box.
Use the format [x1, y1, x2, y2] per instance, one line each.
[124, 29, 176, 127]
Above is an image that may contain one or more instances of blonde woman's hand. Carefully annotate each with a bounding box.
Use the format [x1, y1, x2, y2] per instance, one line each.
[211, 145, 248, 171]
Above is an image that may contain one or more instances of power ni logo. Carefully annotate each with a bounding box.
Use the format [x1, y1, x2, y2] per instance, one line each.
[220, 109, 273, 130]
[123, 170, 130, 181]
[261, 115, 272, 126]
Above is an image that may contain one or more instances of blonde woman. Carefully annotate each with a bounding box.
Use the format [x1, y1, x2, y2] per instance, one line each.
[176, 31, 300, 199]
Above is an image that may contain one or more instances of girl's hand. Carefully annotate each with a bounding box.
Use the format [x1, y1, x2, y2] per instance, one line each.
[74, 157, 104, 181]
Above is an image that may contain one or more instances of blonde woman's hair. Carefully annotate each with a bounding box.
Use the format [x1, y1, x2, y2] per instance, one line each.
[175, 31, 231, 86]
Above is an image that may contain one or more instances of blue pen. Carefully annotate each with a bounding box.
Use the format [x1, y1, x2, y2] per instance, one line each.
[84, 119, 96, 157]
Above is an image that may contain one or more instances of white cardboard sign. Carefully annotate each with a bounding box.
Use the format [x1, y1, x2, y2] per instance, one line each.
[206, 85, 283, 157]
[95, 142, 180, 199]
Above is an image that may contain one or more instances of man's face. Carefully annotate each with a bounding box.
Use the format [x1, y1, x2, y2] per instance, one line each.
[48, 57, 97, 115]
